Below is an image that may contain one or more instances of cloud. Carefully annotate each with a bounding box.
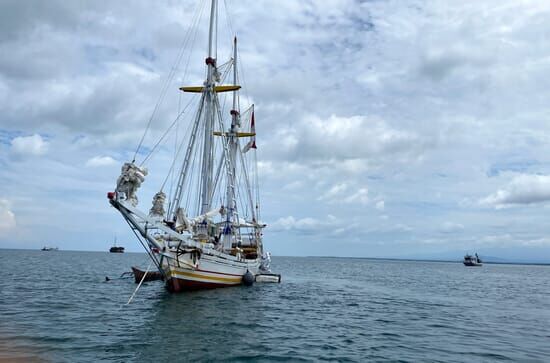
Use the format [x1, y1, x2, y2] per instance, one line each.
[375, 200, 385, 211]
[10, 134, 48, 156]
[344, 188, 369, 205]
[270, 214, 345, 233]
[418, 45, 491, 81]
[271, 216, 322, 232]
[0, 199, 16, 234]
[264, 115, 428, 165]
[318, 183, 348, 201]
[86, 156, 117, 167]
[480, 174, 550, 208]
[394, 223, 413, 232]
[270, 214, 367, 240]
[318, 183, 369, 205]
[440, 221, 464, 233]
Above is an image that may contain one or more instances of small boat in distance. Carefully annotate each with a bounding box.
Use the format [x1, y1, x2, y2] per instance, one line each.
[463, 253, 482, 266]
[109, 236, 125, 253]
[41, 246, 58, 251]
[109, 246, 125, 253]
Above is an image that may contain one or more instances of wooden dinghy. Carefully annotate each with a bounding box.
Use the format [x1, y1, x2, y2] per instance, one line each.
[131, 266, 163, 283]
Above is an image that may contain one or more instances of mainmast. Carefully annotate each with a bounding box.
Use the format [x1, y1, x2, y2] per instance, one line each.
[200, 0, 218, 214]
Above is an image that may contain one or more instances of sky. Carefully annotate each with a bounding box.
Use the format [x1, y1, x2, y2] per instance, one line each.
[1, 0, 550, 261]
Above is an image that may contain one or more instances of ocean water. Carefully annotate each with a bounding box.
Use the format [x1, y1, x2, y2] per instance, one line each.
[0, 250, 549, 362]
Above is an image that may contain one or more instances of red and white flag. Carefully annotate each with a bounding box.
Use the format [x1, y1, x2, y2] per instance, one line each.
[243, 110, 257, 153]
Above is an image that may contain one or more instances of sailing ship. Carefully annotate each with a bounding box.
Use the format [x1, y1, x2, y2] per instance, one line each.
[109, 246, 125, 253]
[109, 236, 125, 253]
[463, 253, 482, 266]
[108, 0, 273, 292]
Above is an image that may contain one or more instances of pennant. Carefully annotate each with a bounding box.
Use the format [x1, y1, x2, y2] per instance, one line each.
[243, 110, 257, 153]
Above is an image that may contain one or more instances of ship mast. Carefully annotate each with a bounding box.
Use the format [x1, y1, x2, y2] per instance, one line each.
[223, 37, 240, 250]
[169, 0, 244, 224]
[200, 0, 218, 214]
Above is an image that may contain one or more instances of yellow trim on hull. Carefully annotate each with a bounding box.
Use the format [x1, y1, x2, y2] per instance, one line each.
[167, 270, 242, 284]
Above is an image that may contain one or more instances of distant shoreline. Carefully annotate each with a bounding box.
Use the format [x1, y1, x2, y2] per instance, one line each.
[309, 256, 550, 266]
[1, 248, 550, 266]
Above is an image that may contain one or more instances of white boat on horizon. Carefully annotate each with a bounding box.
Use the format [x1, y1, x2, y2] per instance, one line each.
[463, 253, 482, 266]
[109, 0, 274, 292]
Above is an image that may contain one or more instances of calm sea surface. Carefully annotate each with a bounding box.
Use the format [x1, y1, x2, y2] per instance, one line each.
[1, 250, 549, 362]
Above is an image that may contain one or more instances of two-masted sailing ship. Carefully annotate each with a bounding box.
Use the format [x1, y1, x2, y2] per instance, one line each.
[109, 237, 124, 253]
[108, 0, 275, 292]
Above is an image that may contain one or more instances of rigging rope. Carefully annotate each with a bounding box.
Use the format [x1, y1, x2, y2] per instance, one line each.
[139, 96, 197, 167]
[160, 96, 202, 193]
[132, 0, 207, 163]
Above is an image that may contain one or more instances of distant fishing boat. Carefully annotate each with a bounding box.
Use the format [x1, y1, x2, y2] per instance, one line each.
[41, 246, 58, 251]
[109, 237, 125, 253]
[108, 0, 276, 292]
[463, 253, 482, 266]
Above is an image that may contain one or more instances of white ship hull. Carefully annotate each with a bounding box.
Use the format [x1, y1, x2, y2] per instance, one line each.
[163, 252, 260, 292]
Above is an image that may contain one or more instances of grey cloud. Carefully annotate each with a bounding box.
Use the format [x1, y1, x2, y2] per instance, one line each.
[261, 114, 433, 165]
[480, 174, 550, 207]
[0, 0, 83, 41]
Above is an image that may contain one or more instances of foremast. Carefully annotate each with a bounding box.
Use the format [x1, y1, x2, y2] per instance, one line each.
[201, 0, 218, 215]
[168, 0, 223, 221]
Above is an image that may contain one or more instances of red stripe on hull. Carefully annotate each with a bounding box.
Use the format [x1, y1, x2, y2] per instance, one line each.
[166, 277, 240, 292]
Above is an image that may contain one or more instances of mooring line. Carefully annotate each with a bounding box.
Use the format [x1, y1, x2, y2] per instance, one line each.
[125, 260, 153, 305]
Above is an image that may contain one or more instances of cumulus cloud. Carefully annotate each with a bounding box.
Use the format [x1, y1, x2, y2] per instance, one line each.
[318, 183, 369, 205]
[271, 216, 322, 232]
[375, 200, 385, 211]
[86, 156, 117, 167]
[265, 115, 427, 165]
[0, 199, 16, 234]
[480, 174, 550, 208]
[344, 188, 369, 205]
[318, 183, 348, 201]
[10, 134, 48, 156]
[271, 214, 342, 233]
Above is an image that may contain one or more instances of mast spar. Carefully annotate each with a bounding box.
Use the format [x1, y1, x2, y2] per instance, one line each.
[222, 36, 240, 250]
[169, 0, 242, 221]
[200, 0, 218, 214]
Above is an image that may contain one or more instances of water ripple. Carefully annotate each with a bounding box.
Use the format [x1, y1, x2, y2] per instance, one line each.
[1, 251, 550, 362]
